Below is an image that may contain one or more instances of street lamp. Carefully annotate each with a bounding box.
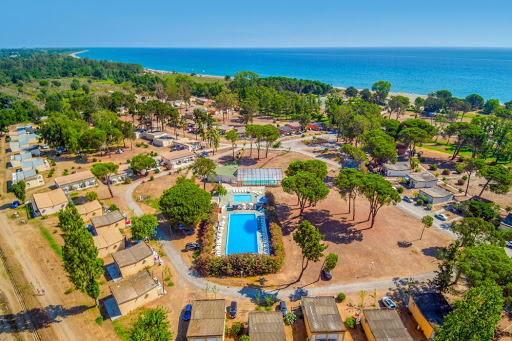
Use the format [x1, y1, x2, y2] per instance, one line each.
[370, 262, 375, 275]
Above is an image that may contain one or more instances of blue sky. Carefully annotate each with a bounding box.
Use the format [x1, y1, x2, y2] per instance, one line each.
[2, 0, 512, 48]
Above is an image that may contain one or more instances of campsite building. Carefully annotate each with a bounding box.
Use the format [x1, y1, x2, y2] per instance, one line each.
[109, 271, 160, 316]
[382, 162, 411, 177]
[186, 299, 226, 341]
[54, 170, 97, 193]
[93, 228, 126, 258]
[31, 188, 68, 217]
[406, 173, 437, 189]
[361, 308, 413, 341]
[301, 296, 353, 341]
[76, 200, 103, 222]
[160, 150, 196, 169]
[418, 186, 454, 205]
[91, 211, 125, 231]
[112, 242, 154, 278]
[248, 311, 286, 341]
[408, 293, 452, 340]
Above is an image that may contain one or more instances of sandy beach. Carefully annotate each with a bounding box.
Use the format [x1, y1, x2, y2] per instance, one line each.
[69, 50, 87, 58]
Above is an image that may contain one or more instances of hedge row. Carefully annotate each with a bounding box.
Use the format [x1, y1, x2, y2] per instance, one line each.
[196, 218, 285, 277]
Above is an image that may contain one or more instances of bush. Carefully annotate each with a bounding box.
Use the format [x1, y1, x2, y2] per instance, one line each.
[264, 306, 272, 311]
[345, 317, 356, 329]
[426, 204, 433, 210]
[50, 160, 56, 166]
[154, 168, 160, 174]
[95, 316, 103, 326]
[92, 158, 97, 162]
[417, 199, 424, 205]
[442, 169, 450, 175]
[64, 287, 74, 294]
[457, 178, 466, 185]
[462, 175, 468, 180]
[429, 164, 438, 171]
[86, 191, 98, 201]
[455, 162, 464, 174]
[442, 177, 447, 181]
[150, 176, 154, 181]
[230, 322, 243, 336]
[337, 293, 346, 302]
[420, 157, 426, 163]
[396, 187, 404, 194]
[240, 336, 250, 341]
[435, 173, 439, 177]
[284, 312, 297, 325]
[124, 177, 132, 184]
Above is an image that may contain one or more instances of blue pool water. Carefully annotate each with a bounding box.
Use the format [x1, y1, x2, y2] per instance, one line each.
[232, 194, 252, 203]
[226, 213, 259, 255]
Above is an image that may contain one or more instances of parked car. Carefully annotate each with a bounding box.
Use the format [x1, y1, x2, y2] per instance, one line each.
[186, 242, 200, 251]
[280, 301, 288, 316]
[381, 296, 396, 309]
[183, 304, 192, 321]
[56, 147, 66, 154]
[178, 224, 185, 230]
[403, 196, 413, 203]
[434, 213, 448, 221]
[229, 301, 237, 318]
[506, 241, 512, 249]
[322, 268, 332, 280]
[183, 229, 196, 236]
[115, 149, 124, 154]
[10, 200, 20, 209]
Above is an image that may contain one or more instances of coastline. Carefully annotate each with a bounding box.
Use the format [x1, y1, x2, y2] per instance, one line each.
[69, 50, 87, 58]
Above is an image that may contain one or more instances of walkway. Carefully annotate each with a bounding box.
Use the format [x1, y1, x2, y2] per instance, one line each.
[124, 173, 436, 300]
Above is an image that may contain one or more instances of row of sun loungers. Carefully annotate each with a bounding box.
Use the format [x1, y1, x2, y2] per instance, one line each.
[259, 215, 270, 254]
[213, 219, 225, 256]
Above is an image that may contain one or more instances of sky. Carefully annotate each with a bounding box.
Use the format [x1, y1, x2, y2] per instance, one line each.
[2, 0, 512, 48]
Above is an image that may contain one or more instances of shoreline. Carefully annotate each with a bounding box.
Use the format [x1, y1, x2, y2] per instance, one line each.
[69, 50, 87, 58]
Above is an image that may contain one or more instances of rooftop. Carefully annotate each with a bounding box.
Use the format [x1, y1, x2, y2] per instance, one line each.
[214, 165, 238, 177]
[32, 188, 68, 209]
[76, 200, 102, 215]
[11, 152, 32, 161]
[54, 170, 95, 186]
[237, 168, 283, 182]
[160, 150, 195, 160]
[12, 169, 37, 181]
[383, 162, 411, 171]
[419, 186, 453, 198]
[278, 125, 294, 132]
[113, 242, 153, 268]
[502, 213, 512, 227]
[110, 271, 158, 305]
[249, 311, 286, 341]
[302, 296, 345, 333]
[21, 158, 45, 169]
[187, 299, 226, 338]
[408, 173, 437, 182]
[411, 292, 452, 328]
[174, 137, 201, 144]
[93, 228, 124, 249]
[218, 125, 234, 131]
[91, 211, 124, 228]
[363, 309, 413, 341]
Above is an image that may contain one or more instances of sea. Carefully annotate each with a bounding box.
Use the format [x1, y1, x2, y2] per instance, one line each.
[77, 48, 512, 101]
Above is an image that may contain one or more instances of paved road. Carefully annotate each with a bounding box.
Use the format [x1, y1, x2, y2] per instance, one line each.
[396, 201, 459, 239]
[124, 173, 435, 300]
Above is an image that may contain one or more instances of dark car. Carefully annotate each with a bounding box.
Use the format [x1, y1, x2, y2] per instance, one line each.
[186, 242, 200, 251]
[183, 304, 192, 321]
[183, 229, 196, 236]
[322, 268, 332, 280]
[280, 301, 288, 316]
[10, 200, 20, 209]
[229, 301, 237, 318]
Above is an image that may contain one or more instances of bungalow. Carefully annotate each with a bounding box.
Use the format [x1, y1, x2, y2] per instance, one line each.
[186, 299, 226, 341]
[91, 210, 125, 231]
[218, 125, 234, 135]
[54, 170, 97, 193]
[382, 162, 411, 177]
[12, 169, 45, 189]
[307, 122, 326, 131]
[185, 112, 195, 120]
[301, 296, 353, 341]
[418, 186, 454, 205]
[361, 308, 413, 341]
[109, 270, 160, 316]
[408, 293, 452, 340]
[195, 97, 213, 106]
[145, 131, 166, 141]
[277, 125, 294, 136]
[248, 311, 286, 341]
[17, 133, 38, 144]
[134, 129, 146, 139]
[109, 164, 134, 184]
[112, 242, 154, 278]
[286, 122, 302, 132]
[76, 200, 103, 222]
[9, 140, 29, 152]
[20, 145, 41, 156]
[406, 173, 438, 189]
[152, 134, 174, 147]
[93, 228, 126, 258]
[160, 150, 196, 169]
[173, 138, 203, 151]
[31, 188, 68, 217]
[21, 158, 50, 172]
[500, 213, 512, 230]
[8, 152, 32, 168]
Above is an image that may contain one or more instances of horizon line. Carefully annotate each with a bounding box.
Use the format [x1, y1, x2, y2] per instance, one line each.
[4, 46, 512, 50]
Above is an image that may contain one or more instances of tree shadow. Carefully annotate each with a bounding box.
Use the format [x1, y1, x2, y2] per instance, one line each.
[302, 209, 363, 244]
[0, 304, 89, 333]
[288, 287, 309, 302]
[422, 246, 442, 258]
[397, 241, 412, 248]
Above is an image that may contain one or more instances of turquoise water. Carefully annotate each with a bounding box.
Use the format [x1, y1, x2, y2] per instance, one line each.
[226, 213, 259, 255]
[232, 194, 252, 203]
[78, 48, 512, 101]
[243, 180, 277, 185]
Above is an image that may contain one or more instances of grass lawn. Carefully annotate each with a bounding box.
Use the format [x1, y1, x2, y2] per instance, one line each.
[420, 140, 512, 166]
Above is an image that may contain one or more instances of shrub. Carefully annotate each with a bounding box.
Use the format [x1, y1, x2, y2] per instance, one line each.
[459, 188, 464, 193]
[420, 157, 426, 163]
[442, 177, 447, 181]
[264, 306, 272, 311]
[345, 317, 356, 329]
[435, 172, 439, 177]
[92, 158, 97, 162]
[284, 312, 297, 325]
[337, 293, 346, 302]
[50, 160, 56, 166]
[95, 316, 103, 326]
[442, 169, 450, 175]
[462, 175, 468, 180]
[124, 177, 132, 184]
[417, 199, 424, 205]
[429, 164, 438, 171]
[396, 187, 403, 194]
[455, 162, 464, 174]
[230, 322, 243, 336]
[155, 168, 160, 174]
[64, 287, 74, 294]
[86, 191, 98, 201]
[426, 204, 433, 210]
[457, 178, 466, 185]
[240, 336, 250, 341]
[150, 176, 154, 181]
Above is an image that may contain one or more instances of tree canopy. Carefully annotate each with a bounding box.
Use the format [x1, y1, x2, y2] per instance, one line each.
[131, 214, 158, 240]
[282, 171, 329, 216]
[129, 307, 172, 341]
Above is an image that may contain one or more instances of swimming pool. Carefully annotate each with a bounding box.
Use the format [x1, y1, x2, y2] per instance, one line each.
[232, 194, 252, 203]
[226, 213, 259, 255]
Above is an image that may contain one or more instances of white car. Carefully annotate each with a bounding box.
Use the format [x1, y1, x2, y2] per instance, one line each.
[381, 296, 396, 309]
[434, 213, 448, 221]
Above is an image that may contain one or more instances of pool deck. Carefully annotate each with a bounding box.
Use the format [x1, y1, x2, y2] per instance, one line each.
[215, 185, 269, 256]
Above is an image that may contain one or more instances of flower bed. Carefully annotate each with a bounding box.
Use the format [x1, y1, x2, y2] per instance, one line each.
[195, 204, 285, 277]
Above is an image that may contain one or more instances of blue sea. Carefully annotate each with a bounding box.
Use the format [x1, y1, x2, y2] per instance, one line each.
[78, 48, 512, 101]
